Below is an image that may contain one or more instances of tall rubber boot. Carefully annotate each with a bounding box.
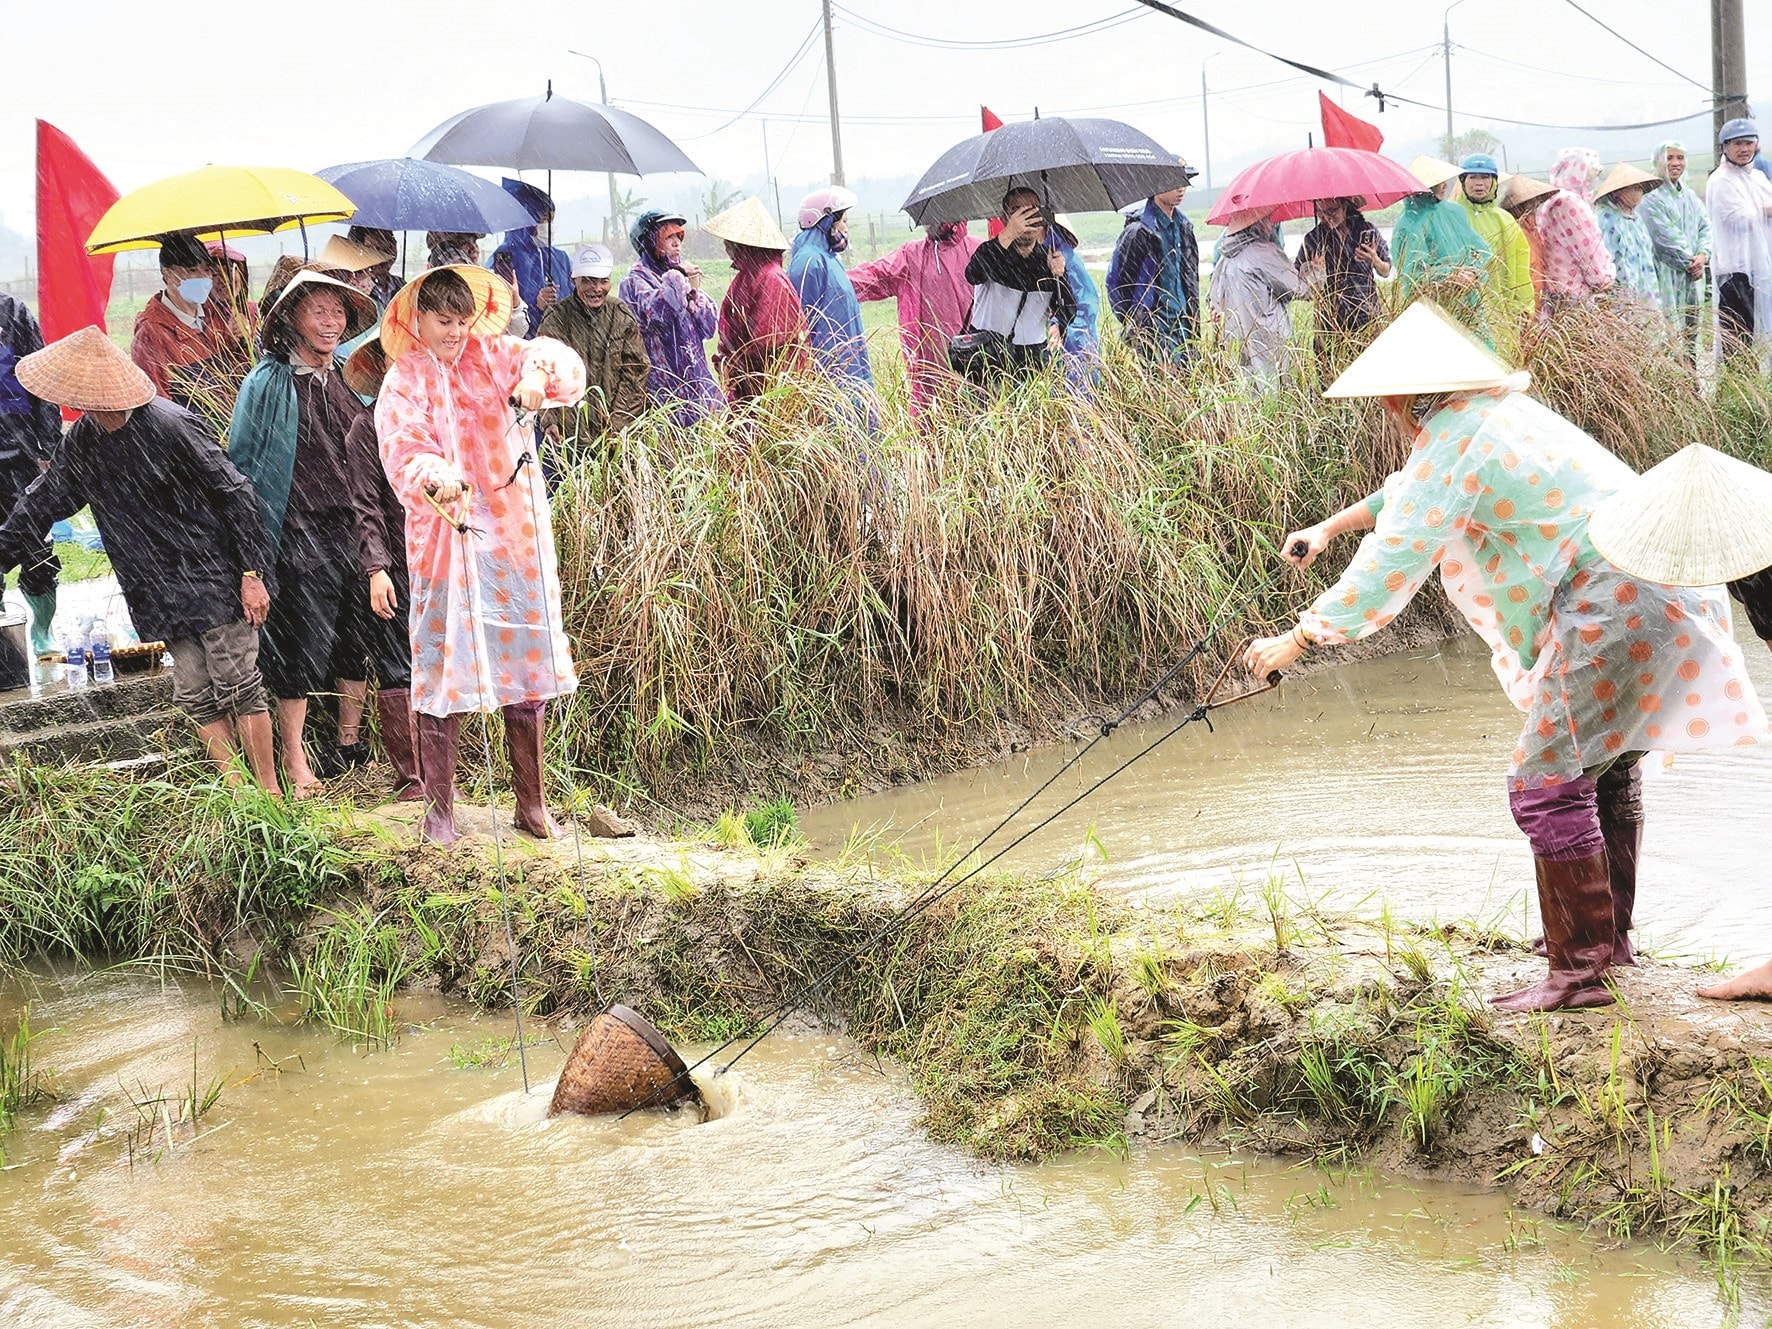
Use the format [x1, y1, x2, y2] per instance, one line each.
[1491, 852, 1616, 1012]
[375, 688, 423, 803]
[23, 590, 57, 658]
[503, 700, 560, 839]
[415, 712, 461, 846]
[1597, 761, 1644, 966]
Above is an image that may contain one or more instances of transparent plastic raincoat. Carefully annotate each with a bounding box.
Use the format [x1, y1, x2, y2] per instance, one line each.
[376, 332, 586, 718]
[1300, 387, 1768, 791]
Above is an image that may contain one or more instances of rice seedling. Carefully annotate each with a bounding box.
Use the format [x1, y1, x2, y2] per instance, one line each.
[743, 798, 802, 849]
[289, 904, 411, 1047]
[0, 1007, 50, 1156]
[1085, 992, 1130, 1067]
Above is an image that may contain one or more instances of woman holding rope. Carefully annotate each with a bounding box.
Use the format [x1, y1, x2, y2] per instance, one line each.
[1244, 301, 1767, 1014]
[375, 266, 586, 845]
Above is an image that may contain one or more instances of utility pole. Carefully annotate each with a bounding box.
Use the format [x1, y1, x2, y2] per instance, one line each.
[1200, 62, 1213, 194]
[1442, 0, 1465, 158]
[822, 0, 846, 185]
[569, 51, 624, 243]
[1712, 0, 1748, 147]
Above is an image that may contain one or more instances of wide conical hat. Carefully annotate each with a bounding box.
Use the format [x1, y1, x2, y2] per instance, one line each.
[315, 234, 388, 273]
[342, 335, 389, 399]
[1502, 175, 1556, 214]
[1324, 301, 1517, 398]
[379, 264, 516, 361]
[1587, 444, 1772, 586]
[263, 269, 379, 344]
[1594, 161, 1663, 201]
[16, 325, 155, 412]
[703, 197, 789, 250]
[1409, 155, 1460, 191]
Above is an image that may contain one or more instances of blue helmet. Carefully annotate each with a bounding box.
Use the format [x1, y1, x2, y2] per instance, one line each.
[1720, 118, 1760, 145]
[1459, 153, 1500, 177]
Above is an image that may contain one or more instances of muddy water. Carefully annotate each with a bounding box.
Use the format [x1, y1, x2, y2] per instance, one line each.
[0, 971, 1760, 1327]
[803, 629, 1772, 963]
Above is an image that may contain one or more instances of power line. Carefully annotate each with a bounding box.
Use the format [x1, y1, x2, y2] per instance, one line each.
[1557, 0, 1710, 92]
[1124, 0, 1720, 134]
[832, 4, 1145, 50]
[677, 19, 824, 140]
[1453, 42, 1691, 89]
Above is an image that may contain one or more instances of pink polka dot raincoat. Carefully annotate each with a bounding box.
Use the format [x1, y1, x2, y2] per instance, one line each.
[376, 335, 586, 718]
[1300, 389, 1768, 790]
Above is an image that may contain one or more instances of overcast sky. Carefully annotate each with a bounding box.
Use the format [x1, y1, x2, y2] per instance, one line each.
[0, 0, 1761, 243]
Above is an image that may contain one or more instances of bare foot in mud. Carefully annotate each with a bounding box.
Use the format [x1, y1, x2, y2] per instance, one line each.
[1696, 957, 1772, 1001]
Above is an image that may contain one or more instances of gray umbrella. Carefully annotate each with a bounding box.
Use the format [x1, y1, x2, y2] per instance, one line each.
[410, 88, 701, 175]
[903, 116, 1191, 225]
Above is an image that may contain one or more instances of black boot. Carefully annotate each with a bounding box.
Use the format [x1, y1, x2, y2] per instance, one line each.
[1598, 759, 1644, 966]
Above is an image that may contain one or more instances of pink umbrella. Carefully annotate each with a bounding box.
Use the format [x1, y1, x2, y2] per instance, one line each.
[1206, 147, 1424, 226]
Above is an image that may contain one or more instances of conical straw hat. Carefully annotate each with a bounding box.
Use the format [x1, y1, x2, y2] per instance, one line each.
[703, 196, 789, 250]
[342, 335, 389, 399]
[16, 325, 156, 412]
[263, 269, 379, 344]
[1324, 301, 1517, 398]
[1502, 175, 1556, 214]
[1587, 444, 1772, 586]
[1594, 161, 1663, 201]
[379, 264, 516, 362]
[1409, 155, 1460, 191]
[316, 234, 388, 273]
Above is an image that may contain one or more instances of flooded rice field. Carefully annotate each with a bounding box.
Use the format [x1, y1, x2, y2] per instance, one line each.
[3, 629, 1771, 1325]
[0, 969, 1761, 1328]
[801, 629, 1772, 965]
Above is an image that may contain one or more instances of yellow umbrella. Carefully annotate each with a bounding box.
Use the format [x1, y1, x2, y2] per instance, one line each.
[85, 165, 355, 254]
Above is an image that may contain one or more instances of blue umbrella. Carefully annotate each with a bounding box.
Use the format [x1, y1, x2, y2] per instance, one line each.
[314, 158, 535, 233]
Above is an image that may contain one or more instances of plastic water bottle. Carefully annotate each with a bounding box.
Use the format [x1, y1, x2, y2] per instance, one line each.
[64, 624, 87, 688]
[89, 620, 113, 685]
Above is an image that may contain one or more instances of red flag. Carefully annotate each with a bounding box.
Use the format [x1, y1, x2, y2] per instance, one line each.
[1318, 93, 1384, 153]
[36, 121, 119, 348]
[982, 106, 1005, 236]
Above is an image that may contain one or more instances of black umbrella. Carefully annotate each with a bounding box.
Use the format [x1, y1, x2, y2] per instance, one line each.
[903, 116, 1192, 225]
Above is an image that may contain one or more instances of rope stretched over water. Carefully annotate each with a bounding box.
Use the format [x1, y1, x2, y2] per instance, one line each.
[617, 582, 1288, 1118]
[436, 481, 533, 1094]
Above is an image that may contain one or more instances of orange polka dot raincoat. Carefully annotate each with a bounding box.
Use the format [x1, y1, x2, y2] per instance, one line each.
[376, 335, 586, 718]
[1299, 388, 1768, 790]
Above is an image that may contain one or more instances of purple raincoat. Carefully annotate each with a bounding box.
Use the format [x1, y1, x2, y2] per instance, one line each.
[618, 253, 722, 425]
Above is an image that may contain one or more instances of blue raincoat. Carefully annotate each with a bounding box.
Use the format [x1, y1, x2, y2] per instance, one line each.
[489, 180, 571, 337]
[1052, 233, 1101, 391]
[787, 217, 873, 390]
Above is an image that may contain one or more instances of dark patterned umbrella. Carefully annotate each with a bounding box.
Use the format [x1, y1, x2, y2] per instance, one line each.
[903, 116, 1190, 224]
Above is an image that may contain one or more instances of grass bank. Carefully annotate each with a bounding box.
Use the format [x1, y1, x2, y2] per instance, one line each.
[545, 302, 1772, 817]
[5, 762, 1772, 1283]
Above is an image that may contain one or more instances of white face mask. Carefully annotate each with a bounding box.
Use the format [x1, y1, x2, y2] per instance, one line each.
[176, 276, 214, 306]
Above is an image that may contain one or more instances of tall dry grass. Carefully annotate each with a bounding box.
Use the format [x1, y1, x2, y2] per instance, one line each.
[541, 302, 1769, 805]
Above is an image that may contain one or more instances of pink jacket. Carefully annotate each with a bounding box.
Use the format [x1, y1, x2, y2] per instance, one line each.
[377, 334, 585, 717]
[1535, 192, 1615, 302]
[849, 227, 981, 408]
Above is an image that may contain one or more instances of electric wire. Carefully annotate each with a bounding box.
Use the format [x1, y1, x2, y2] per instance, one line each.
[1555, 0, 1711, 92]
[832, 4, 1145, 50]
[615, 587, 1273, 1118]
[1125, 0, 1720, 134]
[678, 18, 824, 140]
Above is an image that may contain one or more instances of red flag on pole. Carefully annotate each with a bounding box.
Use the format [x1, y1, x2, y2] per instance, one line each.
[1318, 93, 1384, 153]
[36, 120, 119, 347]
[982, 106, 1005, 236]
